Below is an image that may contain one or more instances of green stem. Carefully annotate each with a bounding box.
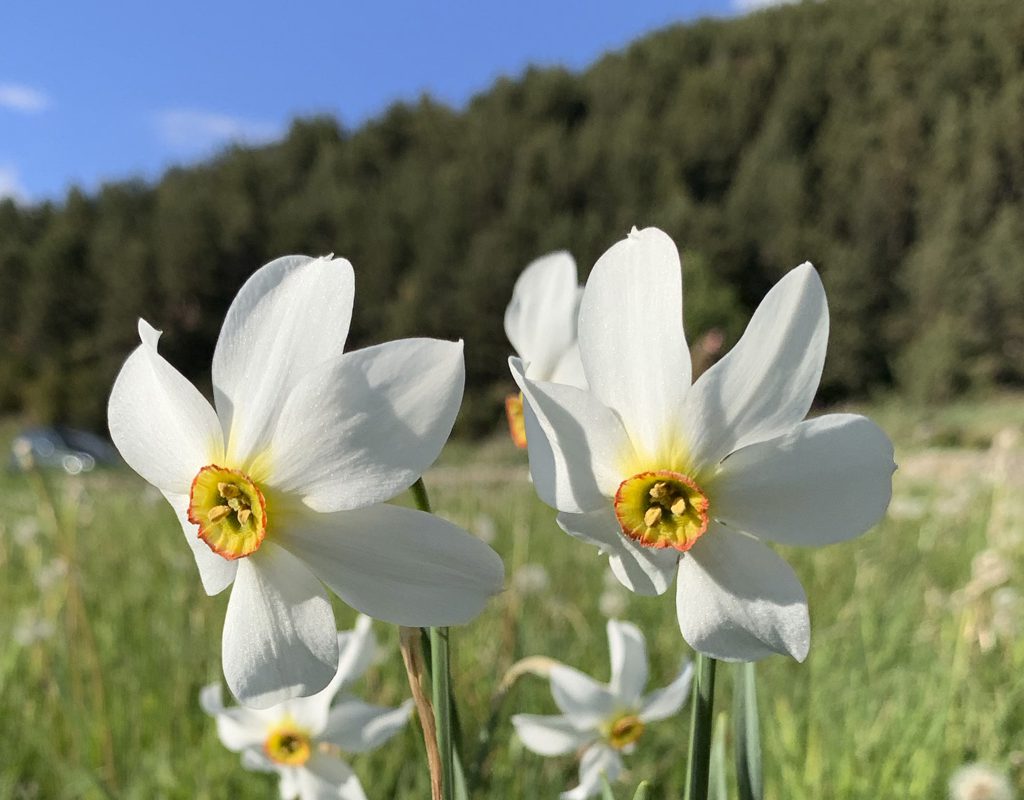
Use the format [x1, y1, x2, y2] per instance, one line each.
[411, 479, 456, 800]
[683, 653, 718, 800]
[733, 661, 763, 800]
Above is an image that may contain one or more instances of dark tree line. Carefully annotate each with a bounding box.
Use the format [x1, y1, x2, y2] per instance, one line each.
[3, 0, 1024, 436]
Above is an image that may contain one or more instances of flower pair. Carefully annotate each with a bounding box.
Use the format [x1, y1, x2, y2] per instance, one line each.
[109, 254, 504, 707]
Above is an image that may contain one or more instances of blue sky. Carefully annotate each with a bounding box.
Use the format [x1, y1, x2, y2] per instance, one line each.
[0, 0, 782, 203]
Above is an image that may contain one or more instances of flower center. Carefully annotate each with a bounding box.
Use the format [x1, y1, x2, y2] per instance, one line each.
[607, 713, 645, 750]
[505, 392, 527, 449]
[264, 723, 312, 766]
[187, 465, 267, 560]
[614, 470, 709, 551]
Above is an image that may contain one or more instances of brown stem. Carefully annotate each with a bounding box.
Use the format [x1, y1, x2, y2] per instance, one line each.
[399, 625, 443, 800]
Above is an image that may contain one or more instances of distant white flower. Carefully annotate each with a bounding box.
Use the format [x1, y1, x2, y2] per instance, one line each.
[34, 557, 68, 592]
[513, 563, 551, 595]
[598, 587, 628, 619]
[202, 616, 412, 800]
[14, 611, 55, 647]
[473, 512, 498, 545]
[109, 255, 504, 707]
[512, 619, 692, 799]
[504, 252, 586, 447]
[13, 518, 40, 546]
[511, 227, 896, 662]
[949, 763, 1014, 800]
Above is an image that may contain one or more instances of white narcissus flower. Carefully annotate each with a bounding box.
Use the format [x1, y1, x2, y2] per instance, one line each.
[109, 255, 504, 707]
[504, 252, 587, 447]
[202, 615, 413, 800]
[510, 227, 896, 662]
[512, 619, 692, 800]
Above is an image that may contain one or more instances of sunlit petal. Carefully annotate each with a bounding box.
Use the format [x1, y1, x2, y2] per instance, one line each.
[279, 504, 504, 627]
[715, 414, 896, 546]
[682, 263, 827, 470]
[268, 339, 464, 511]
[222, 542, 339, 708]
[212, 255, 354, 466]
[511, 358, 631, 513]
[676, 526, 809, 661]
[577, 227, 690, 457]
[108, 319, 222, 494]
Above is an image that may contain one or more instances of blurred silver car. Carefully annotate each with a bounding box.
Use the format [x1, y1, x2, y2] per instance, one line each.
[10, 427, 119, 474]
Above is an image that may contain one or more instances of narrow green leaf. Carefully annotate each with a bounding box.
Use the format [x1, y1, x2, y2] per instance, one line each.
[631, 780, 652, 800]
[599, 773, 617, 800]
[733, 661, 764, 800]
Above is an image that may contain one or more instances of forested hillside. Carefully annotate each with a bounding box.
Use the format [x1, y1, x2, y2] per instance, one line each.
[3, 0, 1024, 434]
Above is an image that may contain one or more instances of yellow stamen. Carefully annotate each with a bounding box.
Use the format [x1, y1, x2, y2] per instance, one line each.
[217, 482, 241, 499]
[614, 470, 710, 551]
[207, 505, 232, 524]
[607, 714, 645, 750]
[264, 722, 312, 766]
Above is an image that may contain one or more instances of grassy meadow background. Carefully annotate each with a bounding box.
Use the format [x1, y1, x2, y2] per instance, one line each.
[2, 394, 1023, 799]
[3, 0, 1024, 797]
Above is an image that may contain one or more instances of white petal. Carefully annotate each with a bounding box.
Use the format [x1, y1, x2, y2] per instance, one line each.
[549, 664, 616, 728]
[682, 264, 828, 470]
[333, 615, 376, 691]
[296, 754, 364, 800]
[278, 766, 302, 799]
[322, 697, 413, 753]
[505, 251, 580, 381]
[199, 682, 269, 752]
[108, 319, 223, 494]
[240, 748, 278, 773]
[606, 620, 648, 707]
[222, 542, 339, 708]
[512, 714, 594, 756]
[557, 508, 678, 596]
[212, 255, 355, 466]
[676, 526, 809, 661]
[549, 342, 588, 389]
[268, 339, 464, 511]
[162, 491, 238, 595]
[511, 358, 631, 513]
[639, 661, 693, 723]
[199, 682, 225, 715]
[561, 744, 623, 800]
[714, 414, 896, 546]
[577, 227, 690, 458]
[279, 504, 504, 627]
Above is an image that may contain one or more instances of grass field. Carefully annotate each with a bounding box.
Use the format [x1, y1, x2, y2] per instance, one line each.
[2, 395, 1023, 799]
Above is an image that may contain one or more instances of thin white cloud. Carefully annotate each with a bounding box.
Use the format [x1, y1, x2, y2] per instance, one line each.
[0, 83, 51, 113]
[0, 165, 28, 203]
[154, 109, 281, 153]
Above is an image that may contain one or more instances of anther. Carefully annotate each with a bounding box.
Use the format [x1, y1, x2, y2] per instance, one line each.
[218, 482, 241, 499]
[649, 482, 670, 502]
[237, 508, 251, 526]
[670, 497, 688, 516]
[644, 506, 663, 527]
[208, 505, 232, 524]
